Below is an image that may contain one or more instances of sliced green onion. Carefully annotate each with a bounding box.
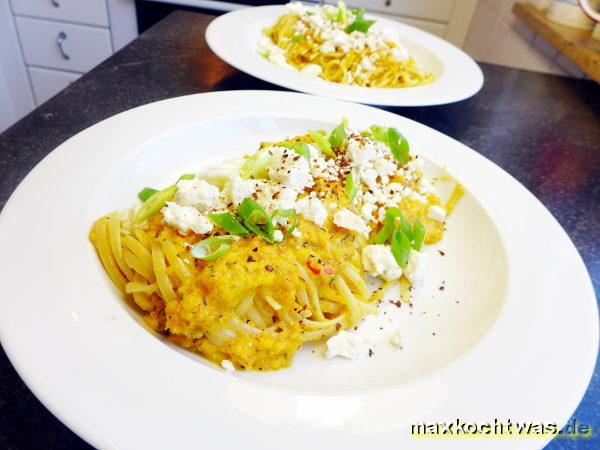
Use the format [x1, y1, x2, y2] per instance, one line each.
[345, 9, 375, 33]
[345, 168, 359, 203]
[177, 173, 195, 181]
[207, 212, 249, 236]
[373, 226, 391, 245]
[138, 187, 158, 202]
[325, 10, 338, 21]
[240, 148, 273, 179]
[346, 18, 375, 33]
[391, 229, 412, 268]
[360, 130, 373, 138]
[291, 34, 304, 42]
[370, 125, 389, 143]
[388, 127, 409, 164]
[368, 125, 410, 164]
[308, 130, 335, 157]
[189, 236, 237, 261]
[271, 208, 298, 238]
[135, 185, 177, 222]
[411, 220, 425, 251]
[329, 122, 347, 149]
[237, 198, 275, 243]
[281, 142, 310, 161]
[337, 0, 348, 23]
[373, 207, 406, 245]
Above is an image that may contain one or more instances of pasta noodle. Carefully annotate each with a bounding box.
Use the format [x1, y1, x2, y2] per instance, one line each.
[91, 214, 375, 371]
[259, 2, 434, 88]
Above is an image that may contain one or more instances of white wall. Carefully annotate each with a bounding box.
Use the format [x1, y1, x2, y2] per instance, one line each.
[463, 0, 585, 77]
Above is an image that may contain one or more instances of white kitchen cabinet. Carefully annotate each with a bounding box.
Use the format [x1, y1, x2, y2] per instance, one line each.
[375, 12, 447, 38]
[29, 66, 81, 105]
[344, 0, 455, 22]
[0, 0, 137, 133]
[10, 0, 110, 27]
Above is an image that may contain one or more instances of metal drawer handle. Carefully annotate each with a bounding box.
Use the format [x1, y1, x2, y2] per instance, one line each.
[51, 0, 59, 7]
[57, 32, 70, 60]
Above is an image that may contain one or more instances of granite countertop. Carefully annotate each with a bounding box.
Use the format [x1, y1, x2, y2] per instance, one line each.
[0, 10, 598, 450]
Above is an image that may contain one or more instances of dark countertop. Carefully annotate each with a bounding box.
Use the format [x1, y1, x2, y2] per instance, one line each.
[0, 10, 598, 450]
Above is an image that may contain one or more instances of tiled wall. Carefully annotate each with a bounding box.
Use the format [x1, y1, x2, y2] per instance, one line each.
[463, 0, 585, 78]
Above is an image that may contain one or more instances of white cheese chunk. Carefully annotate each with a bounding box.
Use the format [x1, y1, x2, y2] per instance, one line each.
[221, 360, 235, 372]
[273, 229, 284, 242]
[404, 250, 426, 287]
[174, 178, 222, 212]
[301, 64, 322, 77]
[268, 146, 314, 191]
[295, 197, 328, 227]
[389, 331, 402, 347]
[325, 330, 365, 360]
[361, 244, 402, 281]
[427, 205, 446, 222]
[333, 208, 371, 237]
[308, 144, 337, 181]
[225, 175, 259, 207]
[161, 202, 214, 235]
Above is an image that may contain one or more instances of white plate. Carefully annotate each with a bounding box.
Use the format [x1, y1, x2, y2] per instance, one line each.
[0, 91, 596, 450]
[206, 6, 484, 106]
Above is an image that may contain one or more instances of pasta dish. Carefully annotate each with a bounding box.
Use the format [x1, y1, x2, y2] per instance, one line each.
[258, 1, 434, 88]
[90, 121, 462, 371]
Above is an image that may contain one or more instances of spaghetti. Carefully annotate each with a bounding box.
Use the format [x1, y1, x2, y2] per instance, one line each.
[259, 2, 434, 88]
[90, 121, 460, 371]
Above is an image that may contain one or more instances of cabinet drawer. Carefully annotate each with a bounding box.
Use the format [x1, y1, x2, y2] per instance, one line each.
[29, 66, 81, 105]
[341, 0, 455, 23]
[374, 13, 447, 38]
[16, 17, 112, 73]
[10, 0, 109, 27]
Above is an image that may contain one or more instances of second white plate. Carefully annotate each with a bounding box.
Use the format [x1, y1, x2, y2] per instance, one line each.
[206, 5, 484, 106]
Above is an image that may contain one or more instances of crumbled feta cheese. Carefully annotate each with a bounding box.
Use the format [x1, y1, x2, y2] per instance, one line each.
[374, 157, 397, 180]
[221, 360, 235, 372]
[428, 205, 446, 222]
[273, 229, 284, 242]
[359, 57, 374, 71]
[268, 146, 314, 191]
[256, 183, 299, 214]
[360, 202, 377, 222]
[174, 178, 222, 212]
[389, 331, 402, 347]
[161, 202, 213, 235]
[325, 330, 365, 359]
[346, 136, 375, 170]
[291, 228, 302, 238]
[295, 197, 328, 227]
[225, 175, 259, 207]
[320, 42, 336, 53]
[300, 64, 322, 78]
[308, 144, 337, 181]
[333, 208, 371, 237]
[404, 250, 426, 286]
[362, 244, 402, 281]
